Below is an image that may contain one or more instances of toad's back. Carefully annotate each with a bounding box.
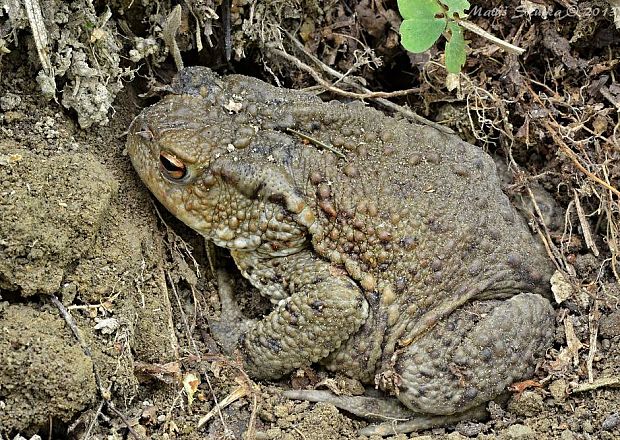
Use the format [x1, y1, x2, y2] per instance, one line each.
[236, 85, 553, 379]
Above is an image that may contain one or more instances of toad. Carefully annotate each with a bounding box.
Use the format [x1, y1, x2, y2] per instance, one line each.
[127, 67, 554, 434]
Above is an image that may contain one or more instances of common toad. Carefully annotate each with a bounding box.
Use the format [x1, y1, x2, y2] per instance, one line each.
[127, 67, 554, 433]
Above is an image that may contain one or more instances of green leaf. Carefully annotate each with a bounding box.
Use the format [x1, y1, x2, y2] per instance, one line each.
[398, 0, 447, 53]
[440, 0, 470, 17]
[397, 0, 444, 20]
[445, 22, 467, 73]
[400, 18, 447, 53]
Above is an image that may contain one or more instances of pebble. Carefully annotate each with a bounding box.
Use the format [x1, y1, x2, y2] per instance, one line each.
[502, 424, 536, 440]
[508, 390, 545, 416]
[0, 92, 21, 111]
[456, 421, 484, 437]
[549, 378, 568, 402]
[560, 430, 576, 440]
[602, 413, 620, 431]
[599, 310, 620, 338]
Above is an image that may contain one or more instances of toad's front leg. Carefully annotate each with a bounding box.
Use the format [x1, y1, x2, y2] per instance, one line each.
[210, 249, 369, 380]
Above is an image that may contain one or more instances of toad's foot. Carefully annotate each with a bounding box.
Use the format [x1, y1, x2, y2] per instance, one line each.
[207, 267, 254, 354]
[282, 389, 487, 436]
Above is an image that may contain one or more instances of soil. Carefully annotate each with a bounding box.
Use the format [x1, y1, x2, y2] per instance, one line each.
[1, 1, 619, 439]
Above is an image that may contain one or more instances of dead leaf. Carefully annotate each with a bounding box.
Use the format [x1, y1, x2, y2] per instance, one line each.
[183, 372, 201, 407]
[551, 270, 575, 304]
[134, 361, 181, 383]
[224, 98, 243, 113]
[508, 379, 543, 395]
[94, 317, 119, 334]
[550, 317, 584, 371]
[197, 376, 251, 428]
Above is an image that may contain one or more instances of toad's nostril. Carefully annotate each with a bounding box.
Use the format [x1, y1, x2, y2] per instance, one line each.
[136, 123, 155, 141]
[129, 115, 155, 142]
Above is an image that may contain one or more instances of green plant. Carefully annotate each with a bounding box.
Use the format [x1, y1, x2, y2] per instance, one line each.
[398, 0, 525, 74]
[397, 0, 470, 73]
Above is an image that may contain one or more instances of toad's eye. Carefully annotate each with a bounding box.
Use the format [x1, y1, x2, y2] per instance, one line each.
[159, 152, 187, 181]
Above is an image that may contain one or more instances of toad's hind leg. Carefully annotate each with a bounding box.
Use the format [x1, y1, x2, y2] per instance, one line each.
[394, 293, 554, 416]
[283, 293, 553, 436]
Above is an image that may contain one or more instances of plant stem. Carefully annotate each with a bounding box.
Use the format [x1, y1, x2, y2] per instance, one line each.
[458, 19, 525, 55]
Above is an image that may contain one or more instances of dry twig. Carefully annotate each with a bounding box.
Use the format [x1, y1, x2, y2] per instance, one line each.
[162, 4, 184, 71]
[525, 186, 564, 270]
[269, 47, 420, 100]
[543, 120, 620, 198]
[23, 0, 52, 73]
[285, 127, 347, 160]
[82, 400, 105, 440]
[274, 35, 454, 134]
[458, 20, 525, 55]
[587, 299, 600, 383]
[574, 189, 600, 257]
[571, 376, 620, 393]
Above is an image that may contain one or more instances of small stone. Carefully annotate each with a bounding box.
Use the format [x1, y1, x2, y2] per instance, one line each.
[502, 424, 535, 440]
[560, 430, 576, 440]
[273, 404, 290, 418]
[456, 421, 484, 437]
[446, 432, 468, 440]
[549, 379, 568, 402]
[508, 390, 544, 417]
[551, 270, 574, 304]
[599, 310, 620, 338]
[3, 111, 26, 123]
[0, 92, 21, 111]
[602, 413, 620, 431]
[582, 420, 594, 433]
[360, 274, 376, 291]
[265, 427, 283, 439]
